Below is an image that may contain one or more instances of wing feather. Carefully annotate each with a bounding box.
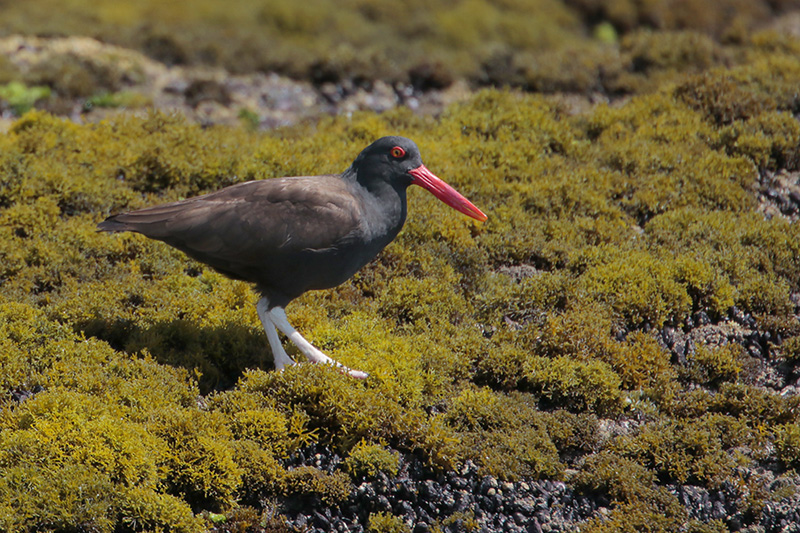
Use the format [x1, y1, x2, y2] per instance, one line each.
[100, 176, 362, 265]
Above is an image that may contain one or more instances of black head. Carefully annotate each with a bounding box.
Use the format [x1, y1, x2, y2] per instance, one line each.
[349, 136, 488, 221]
[351, 136, 422, 191]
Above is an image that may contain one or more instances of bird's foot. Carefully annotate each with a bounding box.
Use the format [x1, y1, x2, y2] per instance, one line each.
[342, 366, 369, 380]
[263, 305, 368, 378]
[278, 359, 368, 379]
[314, 357, 369, 379]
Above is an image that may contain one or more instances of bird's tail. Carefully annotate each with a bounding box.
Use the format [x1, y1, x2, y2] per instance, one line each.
[97, 201, 206, 237]
[97, 216, 132, 233]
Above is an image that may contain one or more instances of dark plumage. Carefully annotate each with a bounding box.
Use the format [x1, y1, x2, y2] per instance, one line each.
[98, 136, 487, 378]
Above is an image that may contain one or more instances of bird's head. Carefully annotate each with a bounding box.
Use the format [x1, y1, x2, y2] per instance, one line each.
[353, 136, 487, 222]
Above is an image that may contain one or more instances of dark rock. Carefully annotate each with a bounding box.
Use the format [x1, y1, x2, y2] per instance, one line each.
[419, 480, 443, 503]
[413, 523, 431, 533]
[513, 496, 537, 516]
[375, 495, 392, 512]
[416, 508, 433, 525]
[394, 479, 417, 502]
[480, 476, 499, 494]
[394, 500, 415, 517]
[453, 490, 473, 512]
[527, 519, 543, 533]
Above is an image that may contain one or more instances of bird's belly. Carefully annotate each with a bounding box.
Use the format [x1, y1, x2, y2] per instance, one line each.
[300, 246, 377, 290]
[254, 242, 382, 305]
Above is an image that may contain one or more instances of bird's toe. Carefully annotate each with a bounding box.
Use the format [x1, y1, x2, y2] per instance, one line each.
[346, 368, 369, 380]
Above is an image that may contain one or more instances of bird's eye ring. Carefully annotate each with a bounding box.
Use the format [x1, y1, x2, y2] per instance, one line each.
[390, 146, 405, 158]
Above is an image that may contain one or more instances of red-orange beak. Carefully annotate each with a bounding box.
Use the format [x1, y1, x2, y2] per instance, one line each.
[408, 164, 488, 222]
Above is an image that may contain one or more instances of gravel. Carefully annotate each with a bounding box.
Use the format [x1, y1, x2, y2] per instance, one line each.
[280, 445, 594, 533]
[275, 441, 800, 533]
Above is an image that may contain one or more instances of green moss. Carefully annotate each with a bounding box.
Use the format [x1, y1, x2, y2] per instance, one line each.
[122, 113, 260, 194]
[775, 423, 800, 470]
[116, 487, 203, 533]
[344, 440, 400, 479]
[0, 82, 51, 115]
[542, 410, 601, 456]
[517, 43, 624, 94]
[446, 387, 512, 431]
[664, 383, 800, 427]
[1, 464, 148, 532]
[575, 452, 656, 503]
[682, 345, 744, 386]
[646, 209, 800, 317]
[0, 0, 583, 86]
[580, 491, 688, 533]
[673, 256, 736, 318]
[3, 0, 793, 92]
[210, 392, 291, 456]
[525, 356, 624, 415]
[229, 366, 461, 469]
[446, 389, 563, 480]
[229, 440, 285, 503]
[0, 390, 167, 488]
[719, 111, 800, 171]
[478, 270, 572, 326]
[23, 52, 130, 99]
[623, 29, 726, 72]
[473, 424, 563, 480]
[474, 341, 530, 390]
[154, 409, 244, 511]
[283, 466, 351, 505]
[0, 301, 70, 393]
[433, 510, 480, 533]
[368, 511, 411, 533]
[581, 95, 757, 220]
[379, 274, 468, 327]
[574, 0, 775, 38]
[0, 300, 284, 528]
[85, 90, 151, 110]
[616, 415, 750, 487]
[675, 68, 764, 125]
[536, 309, 675, 389]
[0, 389, 203, 532]
[781, 337, 800, 361]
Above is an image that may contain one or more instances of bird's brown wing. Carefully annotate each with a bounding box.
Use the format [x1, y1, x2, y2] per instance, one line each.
[99, 176, 363, 267]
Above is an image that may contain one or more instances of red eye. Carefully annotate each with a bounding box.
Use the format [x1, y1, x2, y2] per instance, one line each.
[390, 146, 405, 158]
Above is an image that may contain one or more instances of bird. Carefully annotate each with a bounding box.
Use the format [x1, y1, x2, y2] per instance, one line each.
[98, 136, 487, 378]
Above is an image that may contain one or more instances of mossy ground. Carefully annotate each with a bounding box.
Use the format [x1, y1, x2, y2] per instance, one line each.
[1, 10, 800, 532]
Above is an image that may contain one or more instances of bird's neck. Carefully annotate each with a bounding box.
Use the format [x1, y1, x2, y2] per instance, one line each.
[342, 166, 408, 245]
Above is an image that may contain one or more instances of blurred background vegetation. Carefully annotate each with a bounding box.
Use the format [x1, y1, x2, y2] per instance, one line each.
[0, 0, 798, 93]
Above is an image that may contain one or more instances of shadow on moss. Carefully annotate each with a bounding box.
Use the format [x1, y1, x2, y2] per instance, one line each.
[76, 316, 269, 393]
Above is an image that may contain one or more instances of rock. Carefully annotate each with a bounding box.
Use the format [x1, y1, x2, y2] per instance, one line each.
[413, 523, 431, 533]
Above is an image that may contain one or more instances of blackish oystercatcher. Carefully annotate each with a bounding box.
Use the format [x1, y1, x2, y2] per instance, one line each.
[98, 136, 487, 378]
